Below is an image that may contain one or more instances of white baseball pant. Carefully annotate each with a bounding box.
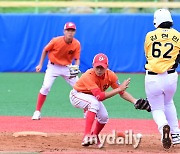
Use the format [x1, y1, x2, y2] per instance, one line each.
[145, 70, 180, 134]
[40, 61, 78, 95]
[69, 89, 108, 124]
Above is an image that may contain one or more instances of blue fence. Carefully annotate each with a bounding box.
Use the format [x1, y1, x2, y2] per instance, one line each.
[0, 14, 180, 72]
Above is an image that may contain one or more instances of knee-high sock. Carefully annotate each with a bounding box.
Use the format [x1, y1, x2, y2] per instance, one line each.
[93, 121, 105, 135]
[164, 102, 180, 133]
[36, 93, 46, 111]
[84, 111, 96, 136]
[152, 110, 168, 135]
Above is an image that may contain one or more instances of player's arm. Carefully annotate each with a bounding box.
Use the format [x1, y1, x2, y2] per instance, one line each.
[74, 59, 80, 66]
[91, 78, 130, 101]
[36, 39, 54, 72]
[73, 41, 81, 66]
[110, 74, 137, 104]
[178, 51, 180, 64]
[36, 49, 48, 72]
[119, 91, 137, 104]
[118, 87, 151, 112]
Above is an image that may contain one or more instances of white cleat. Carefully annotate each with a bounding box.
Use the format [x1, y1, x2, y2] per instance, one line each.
[81, 135, 97, 147]
[32, 111, 41, 120]
[171, 133, 180, 145]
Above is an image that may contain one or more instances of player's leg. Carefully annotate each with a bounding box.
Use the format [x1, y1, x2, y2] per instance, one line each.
[70, 89, 99, 135]
[93, 102, 108, 135]
[92, 102, 108, 148]
[145, 74, 168, 133]
[69, 89, 100, 146]
[164, 72, 180, 144]
[32, 62, 58, 120]
[145, 74, 171, 149]
[164, 100, 180, 145]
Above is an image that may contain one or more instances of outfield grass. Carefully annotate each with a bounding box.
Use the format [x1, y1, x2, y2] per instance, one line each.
[0, 73, 180, 119]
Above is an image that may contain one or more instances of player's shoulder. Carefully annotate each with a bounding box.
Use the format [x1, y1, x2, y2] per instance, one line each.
[55, 36, 63, 39]
[107, 69, 115, 74]
[85, 68, 94, 74]
[106, 69, 117, 77]
[80, 69, 94, 79]
[51, 36, 63, 41]
[73, 38, 81, 45]
[146, 29, 156, 37]
[171, 28, 180, 34]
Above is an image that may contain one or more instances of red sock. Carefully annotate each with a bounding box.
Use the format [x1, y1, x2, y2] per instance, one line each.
[93, 121, 105, 135]
[36, 93, 46, 111]
[84, 111, 96, 136]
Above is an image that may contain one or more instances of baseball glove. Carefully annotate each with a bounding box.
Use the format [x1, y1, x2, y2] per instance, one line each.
[134, 98, 151, 112]
[68, 65, 81, 78]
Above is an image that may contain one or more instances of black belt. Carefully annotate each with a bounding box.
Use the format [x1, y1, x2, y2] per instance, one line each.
[51, 62, 54, 65]
[148, 69, 175, 75]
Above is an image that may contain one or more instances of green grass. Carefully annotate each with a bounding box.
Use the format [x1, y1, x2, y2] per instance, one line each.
[0, 73, 180, 119]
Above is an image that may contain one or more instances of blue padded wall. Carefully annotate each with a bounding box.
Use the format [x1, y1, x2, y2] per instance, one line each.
[0, 14, 180, 72]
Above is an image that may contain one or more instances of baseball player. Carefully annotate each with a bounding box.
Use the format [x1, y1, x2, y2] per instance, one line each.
[144, 9, 180, 149]
[69, 53, 150, 147]
[32, 22, 81, 120]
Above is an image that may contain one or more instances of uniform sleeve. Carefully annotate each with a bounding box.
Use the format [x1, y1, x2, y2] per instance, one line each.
[91, 88, 105, 101]
[110, 71, 125, 95]
[74, 40, 81, 60]
[110, 72, 120, 89]
[44, 38, 55, 51]
[144, 33, 150, 56]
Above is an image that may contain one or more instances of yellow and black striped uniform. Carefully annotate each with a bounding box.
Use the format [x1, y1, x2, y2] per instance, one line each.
[144, 28, 180, 73]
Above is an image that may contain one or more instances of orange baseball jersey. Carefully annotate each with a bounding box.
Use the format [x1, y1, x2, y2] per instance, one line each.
[74, 68, 120, 94]
[44, 36, 81, 65]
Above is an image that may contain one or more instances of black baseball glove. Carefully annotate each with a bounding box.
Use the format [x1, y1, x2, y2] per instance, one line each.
[134, 98, 151, 112]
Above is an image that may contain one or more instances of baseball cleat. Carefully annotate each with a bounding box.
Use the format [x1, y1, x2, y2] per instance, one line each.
[95, 136, 103, 148]
[32, 111, 41, 120]
[162, 125, 171, 149]
[81, 135, 97, 147]
[171, 133, 180, 145]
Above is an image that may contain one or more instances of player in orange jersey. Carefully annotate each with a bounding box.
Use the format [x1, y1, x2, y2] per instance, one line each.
[69, 53, 142, 147]
[32, 22, 81, 120]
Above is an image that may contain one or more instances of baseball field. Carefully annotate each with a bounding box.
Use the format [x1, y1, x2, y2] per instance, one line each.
[0, 73, 180, 153]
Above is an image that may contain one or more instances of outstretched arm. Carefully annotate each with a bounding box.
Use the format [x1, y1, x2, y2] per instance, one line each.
[91, 78, 131, 101]
[119, 91, 137, 104]
[105, 78, 130, 99]
[120, 92, 151, 112]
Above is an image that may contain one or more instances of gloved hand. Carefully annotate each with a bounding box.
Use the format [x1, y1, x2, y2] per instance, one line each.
[68, 65, 81, 78]
[134, 98, 151, 112]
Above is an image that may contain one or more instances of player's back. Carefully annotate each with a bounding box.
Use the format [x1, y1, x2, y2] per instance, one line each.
[145, 28, 180, 73]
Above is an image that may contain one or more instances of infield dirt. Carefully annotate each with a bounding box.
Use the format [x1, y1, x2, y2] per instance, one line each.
[0, 116, 179, 153]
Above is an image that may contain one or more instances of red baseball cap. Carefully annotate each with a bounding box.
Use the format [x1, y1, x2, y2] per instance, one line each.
[93, 53, 108, 69]
[64, 22, 76, 30]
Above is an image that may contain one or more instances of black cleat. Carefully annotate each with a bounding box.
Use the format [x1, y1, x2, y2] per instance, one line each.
[162, 125, 171, 149]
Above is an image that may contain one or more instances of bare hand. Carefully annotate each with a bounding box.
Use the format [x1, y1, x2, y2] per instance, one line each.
[36, 65, 42, 72]
[119, 78, 130, 91]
